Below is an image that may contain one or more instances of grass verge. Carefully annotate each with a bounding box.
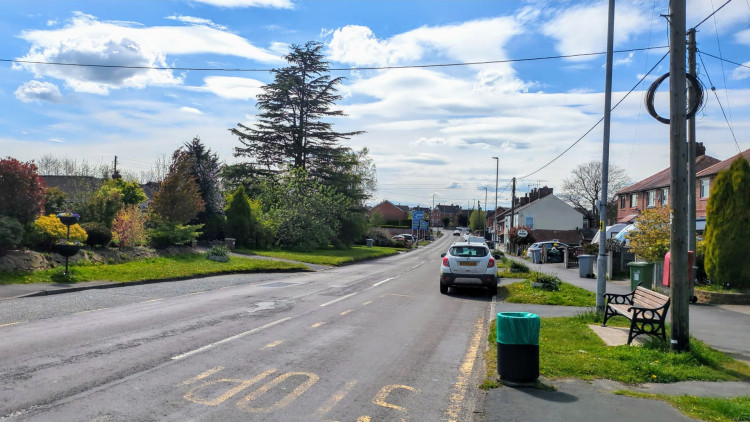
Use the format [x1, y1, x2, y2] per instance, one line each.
[234, 245, 401, 266]
[0, 254, 309, 284]
[483, 312, 749, 389]
[613, 391, 750, 422]
[497, 277, 596, 307]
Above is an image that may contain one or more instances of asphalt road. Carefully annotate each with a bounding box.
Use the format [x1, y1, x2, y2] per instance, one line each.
[0, 234, 493, 421]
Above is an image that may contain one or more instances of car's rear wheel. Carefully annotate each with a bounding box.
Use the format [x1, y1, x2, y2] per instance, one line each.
[440, 282, 449, 294]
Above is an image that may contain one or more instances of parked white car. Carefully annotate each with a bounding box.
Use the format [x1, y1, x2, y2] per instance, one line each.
[440, 241, 497, 295]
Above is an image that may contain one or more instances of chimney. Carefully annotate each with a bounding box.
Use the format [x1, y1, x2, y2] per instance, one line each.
[696, 142, 705, 157]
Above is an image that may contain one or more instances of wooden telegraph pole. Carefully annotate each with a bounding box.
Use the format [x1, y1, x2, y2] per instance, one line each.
[669, 0, 690, 352]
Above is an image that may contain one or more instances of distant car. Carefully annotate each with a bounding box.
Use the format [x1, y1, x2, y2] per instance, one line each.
[465, 235, 486, 244]
[399, 234, 415, 243]
[440, 241, 497, 295]
[526, 240, 568, 262]
[453, 230, 461, 236]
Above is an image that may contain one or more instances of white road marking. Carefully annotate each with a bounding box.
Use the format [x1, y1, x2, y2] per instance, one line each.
[372, 277, 394, 287]
[319, 293, 358, 307]
[171, 317, 292, 360]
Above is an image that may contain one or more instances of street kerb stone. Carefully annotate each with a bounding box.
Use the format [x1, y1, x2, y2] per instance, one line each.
[588, 324, 645, 347]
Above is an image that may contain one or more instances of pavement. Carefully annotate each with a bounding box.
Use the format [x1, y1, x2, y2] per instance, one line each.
[483, 253, 750, 422]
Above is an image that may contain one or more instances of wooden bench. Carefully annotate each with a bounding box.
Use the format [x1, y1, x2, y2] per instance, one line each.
[602, 283, 670, 345]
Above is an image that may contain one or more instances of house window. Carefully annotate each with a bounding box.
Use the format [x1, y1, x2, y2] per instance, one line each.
[700, 178, 710, 198]
[525, 216, 534, 229]
[662, 187, 669, 205]
[630, 194, 637, 208]
[620, 195, 626, 209]
[647, 191, 655, 208]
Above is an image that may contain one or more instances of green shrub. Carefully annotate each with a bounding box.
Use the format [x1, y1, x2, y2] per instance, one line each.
[704, 157, 750, 289]
[80, 222, 112, 247]
[0, 216, 24, 253]
[363, 227, 395, 247]
[583, 243, 599, 255]
[148, 223, 202, 248]
[510, 260, 530, 273]
[205, 242, 229, 260]
[530, 272, 561, 291]
[225, 185, 252, 247]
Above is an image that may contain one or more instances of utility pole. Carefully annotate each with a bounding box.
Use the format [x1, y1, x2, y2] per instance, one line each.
[484, 187, 488, 234]
[687, 28, 697, 289]
[112, 155, 122, 179]
[597, 0, 615, 311]
[669, 0, 690, 352]
[493, 157, 499, 243]
[510, 177, 516, 253]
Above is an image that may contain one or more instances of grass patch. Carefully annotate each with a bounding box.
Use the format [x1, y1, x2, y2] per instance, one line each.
[613, 391, 750, 422]
[0, 254, 309, 284]
[696, 284, 750, 294]
[234, 245, 400, 266]
[497, 256, 534, 279]
[497, 277, 596, 307]
[483, 312, 750, 391]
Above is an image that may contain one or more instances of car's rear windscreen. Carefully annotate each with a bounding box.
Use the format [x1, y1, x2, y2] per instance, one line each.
[450, 246, 488, 257]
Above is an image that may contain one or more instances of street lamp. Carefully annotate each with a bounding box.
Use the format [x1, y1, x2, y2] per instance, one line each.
[492, 157, 499, 243]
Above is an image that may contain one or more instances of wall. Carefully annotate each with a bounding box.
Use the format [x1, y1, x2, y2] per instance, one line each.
[517, 195, 583, 231]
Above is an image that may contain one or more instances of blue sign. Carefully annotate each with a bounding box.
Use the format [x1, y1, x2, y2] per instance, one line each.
[411, 211, 424, 229]
[420, 220, 428, 230]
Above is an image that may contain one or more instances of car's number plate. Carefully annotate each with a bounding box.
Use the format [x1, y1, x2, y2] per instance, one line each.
[459, 261, 477, 267]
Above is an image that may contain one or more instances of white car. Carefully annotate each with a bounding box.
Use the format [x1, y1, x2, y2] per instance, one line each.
[440, 241, 498, 295]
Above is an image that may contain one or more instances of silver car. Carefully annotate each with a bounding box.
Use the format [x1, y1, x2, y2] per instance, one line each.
[440, 241, 497, 295]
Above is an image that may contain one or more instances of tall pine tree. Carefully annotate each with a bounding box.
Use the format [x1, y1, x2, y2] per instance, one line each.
[231, 41, 363, 177]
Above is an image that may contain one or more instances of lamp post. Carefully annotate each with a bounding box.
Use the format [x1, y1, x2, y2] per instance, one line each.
[493, 157, 499, 243]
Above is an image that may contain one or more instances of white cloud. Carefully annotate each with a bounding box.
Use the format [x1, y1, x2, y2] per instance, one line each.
[190, 76, 265, 100]
[328, 16, 522, 68]
[165, 15, 227, 31]
[15, 12, 281, 94]
[190, 0, 294, 9]
[180, 106, 203, 114]
[14, 80, 63, 103]
[48, 138, 65, 143]
[541, 2, 650, 61]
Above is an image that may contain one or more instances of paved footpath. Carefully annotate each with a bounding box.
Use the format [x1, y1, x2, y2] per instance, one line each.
[483, 253, 749, 422]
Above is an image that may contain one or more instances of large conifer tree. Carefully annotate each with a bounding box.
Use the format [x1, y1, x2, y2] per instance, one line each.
[231, 41, 363, 177]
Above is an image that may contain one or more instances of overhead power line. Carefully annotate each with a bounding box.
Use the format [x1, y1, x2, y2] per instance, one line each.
[692, 0, 734, 29]
[0, 46, 669, 73]
[518, 52, 669, 180]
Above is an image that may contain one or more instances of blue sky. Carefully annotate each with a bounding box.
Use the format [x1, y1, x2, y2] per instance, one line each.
[1, 0, 748, 210]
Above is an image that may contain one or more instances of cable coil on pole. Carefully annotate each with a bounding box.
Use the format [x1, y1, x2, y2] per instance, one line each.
[645, 72, 704, 124]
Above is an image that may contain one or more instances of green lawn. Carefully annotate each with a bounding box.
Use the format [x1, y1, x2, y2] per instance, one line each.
[0, 254, 309, 284]
[613, 391, 750, 422]
[234, 245, 401, 266]
[497, 278, 596, 307]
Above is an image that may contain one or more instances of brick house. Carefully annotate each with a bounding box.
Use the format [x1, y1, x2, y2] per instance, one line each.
[432, 204, 462, 226]
[615, 143, 721, 225]
[368, 200, 409, 221]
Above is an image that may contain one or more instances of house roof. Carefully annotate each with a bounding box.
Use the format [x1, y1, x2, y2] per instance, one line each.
[436, 204, 461, 214]
[696, 148, 750, 178]
[616, 154, 721, 195]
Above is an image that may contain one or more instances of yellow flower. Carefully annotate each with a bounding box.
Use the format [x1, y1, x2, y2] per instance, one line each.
[651, 375, 657, 379]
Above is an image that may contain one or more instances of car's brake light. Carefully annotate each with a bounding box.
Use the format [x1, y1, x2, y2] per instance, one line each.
[488, 257, 495, 268]
[442, 256, 449, 267]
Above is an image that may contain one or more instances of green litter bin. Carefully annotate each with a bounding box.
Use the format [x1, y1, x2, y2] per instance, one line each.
[497, 312, 540, 382]
[628, 262, 654, 290]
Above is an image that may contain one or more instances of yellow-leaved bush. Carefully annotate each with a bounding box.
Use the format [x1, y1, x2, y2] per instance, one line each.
[33, 214, 88, 243]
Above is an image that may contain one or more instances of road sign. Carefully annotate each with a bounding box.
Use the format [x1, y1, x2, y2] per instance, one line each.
[517, 229, 528, 238]
[412, 211, 424, 229]
[420, 220, 428, 230]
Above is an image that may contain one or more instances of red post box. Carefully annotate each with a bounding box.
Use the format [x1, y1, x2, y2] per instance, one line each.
[662, 250, 694, 287]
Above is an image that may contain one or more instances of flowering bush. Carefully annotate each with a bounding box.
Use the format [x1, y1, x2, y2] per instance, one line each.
[0, 157, 46, 225]
[112, 205, 147, 247]
[205, 242, 229, 261]
[26, 214, 87, 250]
